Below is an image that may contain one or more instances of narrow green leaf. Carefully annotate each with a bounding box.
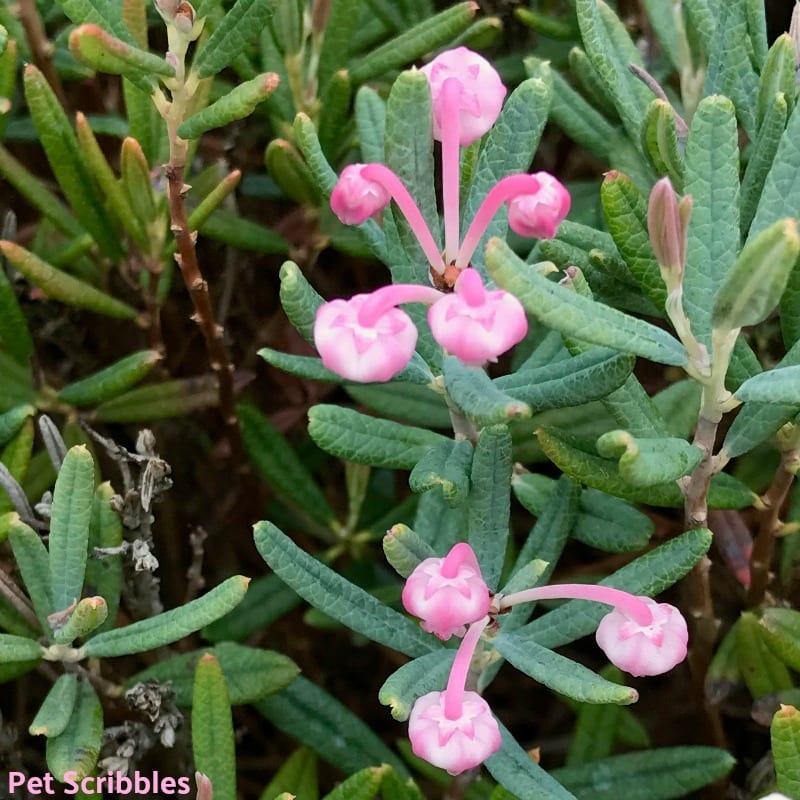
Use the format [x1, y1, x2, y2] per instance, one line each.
[317, 0, 362, 93]
[486, 240, 687, 367]
[345, 380, 450, 427]
[59, 350, 162, 406]
[92, 375, 219, 422]
[0, 256, 34, 365]
[462, 73, 552, 275]
[192, 0, 278, 78]
[759, 608, 800, 671]
[772, 704, 800, 798]
[383, 524, 437, 579]
[496, 348, 635, 412]
[682, 95, 740, 348]
[348, 2, 477, 85]
[308, 404, 447, 470]
[123, 78, 166, 164]
[355, 85, 386, 164]
[199, 208, 289, 253]
[0, 405, 34, 447]
[54, 0, 134, 43]
[29, 674, 79, 737]
[265, 138, 323, 206]
[193, 654, 236, 800]
[378, 650, 455, 722]
[120, 136, 158, 225]
[23, 65, 122, 259]
[712, 218, 800, 331]
[185, 169, 242, 238]
[468, 425, 512, 590]
[568, 46, 618, 118]
[0, 632, 43, 662]
[83, 575, 250, 657]
[735, 365, 800, 404]
[324, 766, 391, 800]
[596, 430, 702, 487]
[642, 0, 682, 69]
[552, 747, 735, 800]
[756, 35, 795, 132]
[8, 516, 52, 631]
[278, 260, 323, 343]
[737, 612, 793, 698]
[494, 633, 638, 705]
[254, 521, 438, 658]
[259, 748, 318, 800]
[444, 359, 530, 426]
[46, 680, 103, 781]
[409, 439, 472, 507]
[52, 596, 107, 645]
[318, 69, 353, 161]
[257, 676, 408, 776]
[0, 242, 137, 319]
[84, 482, 122, 635]
[642, 100, 685, 191]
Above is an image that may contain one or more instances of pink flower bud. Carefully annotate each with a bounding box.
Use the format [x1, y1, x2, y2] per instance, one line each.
[402, 543, 490, 640]
[427, 268, 527, 366]
[595, 597, 688, 677]
[408, 690, 501, 775]
[507, 172, 571, 239]
[647, 176, 692, 282]
[421, 47, 507, 146]
[330, 163, 391, 225]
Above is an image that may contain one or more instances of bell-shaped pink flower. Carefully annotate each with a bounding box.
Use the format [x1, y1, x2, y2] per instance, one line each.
[330, 163, 392, 225]
[402, 543, 490, 640]
[427, 268, 527, 366]
[314, 284, 442, 383]
[408, 690, 501, 775]
[421, 46, 507, 146]
[595, 597, 688, 678]
[507, 171, 571, 239]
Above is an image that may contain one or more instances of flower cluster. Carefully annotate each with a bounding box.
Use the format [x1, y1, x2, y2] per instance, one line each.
[314, 47, 570, 383]
[399, 542, 689, 775]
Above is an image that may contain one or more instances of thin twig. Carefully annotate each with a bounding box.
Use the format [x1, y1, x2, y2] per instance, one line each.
[0, 564, 40, 631]
[17, 0, 68, 108]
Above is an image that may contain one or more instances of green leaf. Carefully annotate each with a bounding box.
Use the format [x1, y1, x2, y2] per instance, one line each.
[596, 430, 702, 487]
[759, 608, 800, 671]
[713, 218, 800, 331]
[48, 446, 94, 615]
[703, 2, 758, 138]
[568, 46, 618, 118]
[58, 350, 162, 406]
[517, 528, 712, 651]
[92, 375, 219, 422]
[199, 208, 289, 253]
[772, 704, 800, 799]
[22, 65, 122, 259]
[345, 381, 450, 428]
[468, 425, 512, 590]
[239, 403, 336, 529]
[265, 138, 321, 207]
[496, 348, 635, 412]
[736, 611, 793, 699]
[259, 747, 318, 800]
[193, 654, 236, 800]
[8, 516, 52, 632]
[29, 674, 79, 737]
[641, 100, 685, 191]
[318, 69, 353, 161]
[378, 650, 455, 721]
[54, 0, 134, 42]
[257, 675, 408, 776]
[204, 573, 300, 643]
[494, 632, 638, 705]
[756, 35, 795, 132]
[355, 86, 386, 164]
[46, 680, 103, 781]
[0, 405, 35, 447]
[84, 482, 122, 635]
[485, 722, 577, 800]
[318, 0, 362, 93]
[68, 23, 171, 89]
[537, 426, 754, 509]
[735, 365, 800, 405]
[682, 95, 740, 348]
[53, 596, 108, 645]
[0, 243, 137, 319]
[120, 136, 158, 225]
[254, 521, 438, 658]
[83, 575, 250, 657]
[444, 359, 530, 427]
[348, 2, 477, 85]
[324, 766, 391, 800]
[278, 260, 324, 343]
[383, 524, 437, 578]
[642, 0, 682, 70]
[0, 632, 43, 662]
[308, 404, 447, 470]
[486, 240, 687, 367]
[192, 0, 277, 78]
[0, 254, 34, 365]
[575, 0, 652, 147]
[462, 73, 552, 275]
[552, 747, 735, 800]
[384, 69, 439, 283]
[408, 438, 472, 506]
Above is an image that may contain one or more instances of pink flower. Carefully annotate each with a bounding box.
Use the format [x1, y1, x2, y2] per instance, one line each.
[595, 597, 688, 678]
[421, 46, 507, 146]
[427, 268, 528, 365]
[402, 543, 490, 640]
[507, 172, 571, 239]
[330, 163, 392, 225]
[314, 284, 442, 383]
[408, 690, 501, 775]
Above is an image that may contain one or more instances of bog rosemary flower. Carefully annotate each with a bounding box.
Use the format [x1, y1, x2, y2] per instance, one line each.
[317, 47, 571, 381]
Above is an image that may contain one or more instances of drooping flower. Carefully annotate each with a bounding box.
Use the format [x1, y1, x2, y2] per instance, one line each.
[408, 616, 501, 774]
[507, 171, 572, 240]
[330, 163, 392, 225]
[427, 268, 528, 365]
[402, 542, 491, 640]
[313, 284, 442, 383]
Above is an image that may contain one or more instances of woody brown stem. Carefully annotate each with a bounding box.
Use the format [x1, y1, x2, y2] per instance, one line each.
[748, 448, 799, 606]
[165, 163, 241, 457]
[18, 0, 68, 108]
